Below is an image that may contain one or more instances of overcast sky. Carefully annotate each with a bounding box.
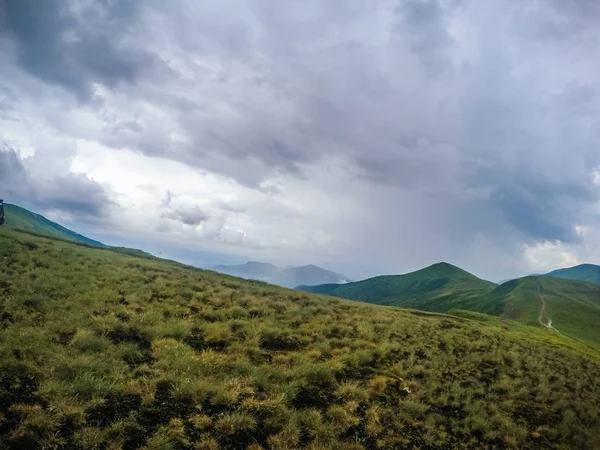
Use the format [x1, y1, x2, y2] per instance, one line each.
[2, 0, 600, 281]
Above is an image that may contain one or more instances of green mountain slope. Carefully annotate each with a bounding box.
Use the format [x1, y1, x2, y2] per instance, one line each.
[546, 263, 600, 285]
[3, 203, 105, 247]
[300, 262, 496, 313]
[479, 276, 600, 349]
[1, 227, 599, 448]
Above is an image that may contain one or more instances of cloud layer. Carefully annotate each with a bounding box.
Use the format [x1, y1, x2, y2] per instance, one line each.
[1, 0, 600, 280]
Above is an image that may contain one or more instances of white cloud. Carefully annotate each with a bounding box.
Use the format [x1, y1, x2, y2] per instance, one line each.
[523, 241, 580, 273]
[68, 140, 354, 261]
[593, 168, 600, 186]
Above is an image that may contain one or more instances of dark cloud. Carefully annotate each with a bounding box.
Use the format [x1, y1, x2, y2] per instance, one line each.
[394, 0, 454, 73]
[0, 146, 28, 198]
[160, 192, 211, 226]
[0, 147, 112, 217]
[490, 185, 587, 244]
[35, 173, 113, 217]
[0, 0, 156, 100]
[162, 206, 210, 226]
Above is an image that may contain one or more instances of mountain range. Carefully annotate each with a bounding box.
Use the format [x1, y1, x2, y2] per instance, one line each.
[213, 261, 352, 288]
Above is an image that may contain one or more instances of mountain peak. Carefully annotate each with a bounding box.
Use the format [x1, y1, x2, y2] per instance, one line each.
[412, 262, 476, 279]
[427, 261, 460, 270]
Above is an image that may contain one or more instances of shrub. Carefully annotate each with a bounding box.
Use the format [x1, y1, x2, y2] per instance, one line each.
[215, 412, 257, 435]
[23, 296, 46, 310]
[72, 330, 108, 353]
[326, 405, 360, 434]
[259, 328, 304, 351]
[68, 373, 120, 399]
[292, 366, 338, 409]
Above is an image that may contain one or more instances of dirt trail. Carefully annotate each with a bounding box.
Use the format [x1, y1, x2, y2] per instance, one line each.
[537, 281, 555, 330]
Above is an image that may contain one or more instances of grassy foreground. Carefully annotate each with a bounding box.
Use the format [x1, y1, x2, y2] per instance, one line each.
[1, 228, 599, 449]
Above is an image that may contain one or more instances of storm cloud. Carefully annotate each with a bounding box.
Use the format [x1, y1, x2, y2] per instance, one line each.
[0, 0, 155, 100]
[0, 146, 112, 218]
[1, 0, 600, 280]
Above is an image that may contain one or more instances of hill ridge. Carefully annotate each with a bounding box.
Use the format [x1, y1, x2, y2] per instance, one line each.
[546, 263, 600, 285]
[3, 203, 105, 247]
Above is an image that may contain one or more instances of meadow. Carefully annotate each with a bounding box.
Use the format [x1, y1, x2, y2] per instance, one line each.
[1, 228, 599, 449]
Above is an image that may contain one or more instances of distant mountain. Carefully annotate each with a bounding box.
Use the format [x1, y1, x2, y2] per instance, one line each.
[299, 262, 496, 312]
[3, 203, 105, 247]
[546, 264, 600, 285]
[213, 261, 351, 288]
[213, 261, 278, 281]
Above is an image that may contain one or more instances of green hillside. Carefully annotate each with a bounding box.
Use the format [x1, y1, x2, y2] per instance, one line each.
[2, 203, 105, 247]
[479, 276, 600, 349]
[1, 228, 599, 449]
[300, 263, 496, 313]
[546, 263, 600, 285]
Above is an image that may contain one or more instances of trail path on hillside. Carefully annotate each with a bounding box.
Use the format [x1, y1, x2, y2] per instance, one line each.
[537, 281, 555, 330]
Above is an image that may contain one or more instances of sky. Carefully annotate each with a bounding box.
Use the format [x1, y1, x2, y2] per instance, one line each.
[1, 0, 600, 281]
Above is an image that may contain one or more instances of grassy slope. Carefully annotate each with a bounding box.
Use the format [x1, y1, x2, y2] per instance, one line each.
[3, 203, 105, 247]
[546, 263, 600, 285]
[1, 228, 599, 449]
[300, 263, 496, 313]
[480, 276, 600, 349]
